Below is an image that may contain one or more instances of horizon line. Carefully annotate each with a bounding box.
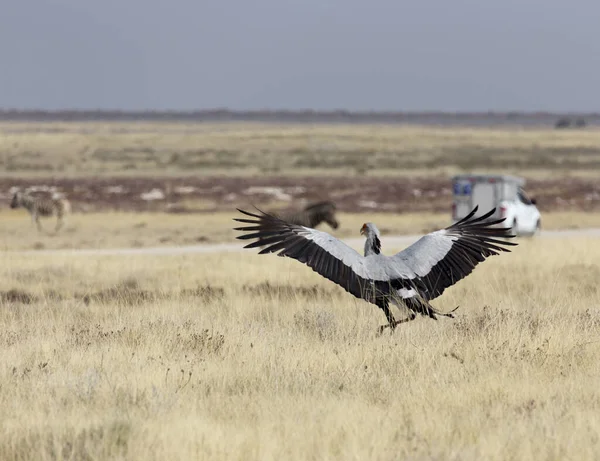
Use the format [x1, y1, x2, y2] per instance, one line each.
[0, 108, 598, 116]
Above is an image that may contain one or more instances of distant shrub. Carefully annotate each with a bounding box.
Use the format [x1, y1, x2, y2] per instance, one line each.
[555, 117, 571, 129]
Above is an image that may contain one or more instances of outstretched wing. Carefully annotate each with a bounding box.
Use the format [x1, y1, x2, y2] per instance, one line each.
[388, 206, 517, 300]
[234, 208, 384, 302]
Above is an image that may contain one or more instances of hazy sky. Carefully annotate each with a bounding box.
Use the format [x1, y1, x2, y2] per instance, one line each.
[1, 0, 599, 111]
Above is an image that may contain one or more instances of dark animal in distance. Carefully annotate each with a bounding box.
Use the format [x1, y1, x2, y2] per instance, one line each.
[555, 117, 587, 129]
[555, 117, 572, 129]
[234, 206, 517, 333]
[273, 201, 339, 230]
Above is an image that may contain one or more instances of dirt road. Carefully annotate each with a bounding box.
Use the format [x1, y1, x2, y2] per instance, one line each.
[11, 228, 600, 257]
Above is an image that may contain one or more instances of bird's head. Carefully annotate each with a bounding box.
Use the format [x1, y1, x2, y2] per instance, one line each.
[360, 222, 379, 236]
[361, 223, 381, 255]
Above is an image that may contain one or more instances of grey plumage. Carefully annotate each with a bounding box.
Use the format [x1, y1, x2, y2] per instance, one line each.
[234, 206, 517, 332]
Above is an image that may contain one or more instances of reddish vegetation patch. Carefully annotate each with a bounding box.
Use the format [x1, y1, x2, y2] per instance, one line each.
[0, 176, 599, 214]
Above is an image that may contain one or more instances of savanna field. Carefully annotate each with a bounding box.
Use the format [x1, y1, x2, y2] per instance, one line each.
[1, 120, 600, 460]
[2, 237, 600, 460]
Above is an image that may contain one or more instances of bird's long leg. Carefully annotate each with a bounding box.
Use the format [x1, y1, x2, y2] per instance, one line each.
[378, 312, 417, 334]
[376, 299, 397, 334]
[439, 306, 460, 318]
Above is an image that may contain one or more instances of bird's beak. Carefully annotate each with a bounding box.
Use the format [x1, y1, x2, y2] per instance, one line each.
[360, 224, 367, 235]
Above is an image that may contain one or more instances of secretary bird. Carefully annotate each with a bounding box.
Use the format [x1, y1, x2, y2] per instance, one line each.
[234, 206, 517, 333]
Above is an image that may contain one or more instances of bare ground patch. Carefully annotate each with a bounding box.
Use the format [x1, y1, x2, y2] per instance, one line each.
[2, 175, 600, 215]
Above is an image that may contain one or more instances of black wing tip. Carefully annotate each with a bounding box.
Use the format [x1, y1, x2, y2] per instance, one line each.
[236, 206, 284, 222]
[233, 207, 279, 233]
[451, 207, 520, 239]
[234, 206, 298, 250]
[448, 205, 483, 228]
[236, 208, 260, 218]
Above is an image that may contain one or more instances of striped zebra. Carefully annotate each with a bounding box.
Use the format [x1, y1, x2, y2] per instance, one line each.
[274, 201, 339, 230]
[10, 189, 71, 232]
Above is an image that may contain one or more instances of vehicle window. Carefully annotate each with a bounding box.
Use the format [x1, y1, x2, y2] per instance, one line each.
[453, 182, 472, 195]
[517, 188, 532, 205]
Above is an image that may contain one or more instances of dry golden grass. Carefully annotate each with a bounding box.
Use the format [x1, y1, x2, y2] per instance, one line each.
[0, 209, 448, 251]
[1, 121, 600, 177]
[2, 208, 600, 251]
[0, 209, 225, 251]
[1, 235, 600, 460]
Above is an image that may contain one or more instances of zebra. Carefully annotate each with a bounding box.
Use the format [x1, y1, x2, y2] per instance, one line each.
[10, 189, 71, 232]
[273, 201, 339, 230]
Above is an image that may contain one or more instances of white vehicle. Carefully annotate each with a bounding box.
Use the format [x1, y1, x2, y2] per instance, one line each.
[451, 174, 541, 236]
